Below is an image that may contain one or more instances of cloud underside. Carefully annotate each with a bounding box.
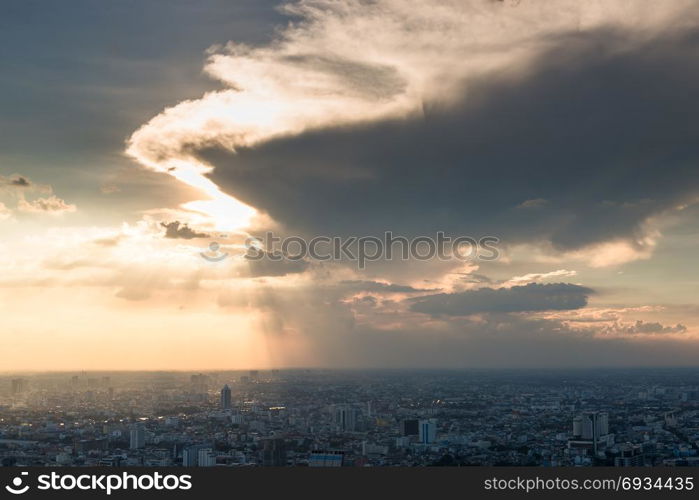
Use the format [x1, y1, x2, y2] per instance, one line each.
[126, 0, 699, 266]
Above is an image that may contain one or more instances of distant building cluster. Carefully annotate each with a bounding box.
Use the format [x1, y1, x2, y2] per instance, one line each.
[1, 369, 699, 467]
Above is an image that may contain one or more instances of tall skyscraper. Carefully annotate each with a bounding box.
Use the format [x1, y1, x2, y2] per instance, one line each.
[335, 405, 358, 432]
[418, 418, 437, 444]
[575, 412, 608, 439]
[129, 424, 146, 450]
[261, 438, 287, 466]
[220, 384, 232, 410]
[182, 447, 195, 467]
[570, 411, 611, 455]
[182, 444, 210, 466]
[197, 448, 216, 467]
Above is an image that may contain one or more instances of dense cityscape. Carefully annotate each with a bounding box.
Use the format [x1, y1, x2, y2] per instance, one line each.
[1, 369, 699, 467]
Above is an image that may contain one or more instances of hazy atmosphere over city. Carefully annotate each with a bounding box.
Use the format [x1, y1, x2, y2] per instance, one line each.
[2, 0, 699, 371]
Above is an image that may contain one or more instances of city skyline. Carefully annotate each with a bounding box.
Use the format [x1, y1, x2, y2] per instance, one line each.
[2, 368, 699, 467]
[1, 0, 699, 371]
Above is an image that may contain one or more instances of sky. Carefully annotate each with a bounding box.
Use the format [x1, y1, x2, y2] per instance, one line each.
[1, 0, 699, 371]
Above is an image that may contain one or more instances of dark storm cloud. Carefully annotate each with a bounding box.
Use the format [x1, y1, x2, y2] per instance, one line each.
[160, 221, 208, 239]
[204, 29, 699, 251]
[408, 283, 593, 316]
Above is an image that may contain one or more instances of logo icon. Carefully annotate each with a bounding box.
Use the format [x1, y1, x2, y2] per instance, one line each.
[5, 472, 29, 495]
[200, 241, 229, 262]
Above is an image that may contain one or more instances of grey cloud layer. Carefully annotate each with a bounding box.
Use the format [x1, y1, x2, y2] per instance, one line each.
[238, 284, 697, 369]
[408, 283, 592, 316]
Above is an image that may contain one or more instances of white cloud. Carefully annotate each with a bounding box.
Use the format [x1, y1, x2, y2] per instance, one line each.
[17, 195, 76, 215]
